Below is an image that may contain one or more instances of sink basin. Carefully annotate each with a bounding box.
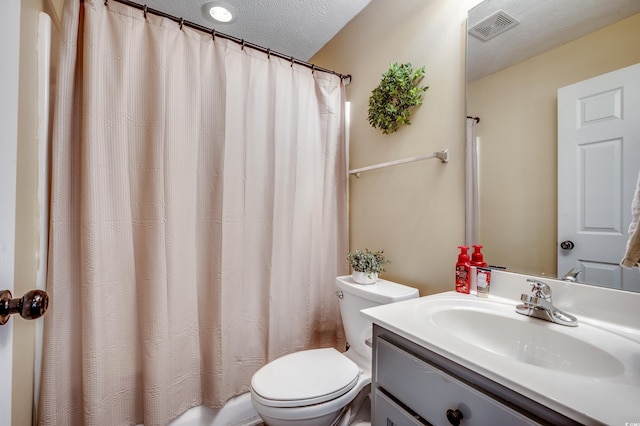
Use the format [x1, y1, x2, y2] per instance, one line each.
[419, 298, 628, 378]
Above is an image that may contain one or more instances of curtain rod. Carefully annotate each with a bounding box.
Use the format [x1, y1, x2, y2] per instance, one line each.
[101, 0, 352, 83]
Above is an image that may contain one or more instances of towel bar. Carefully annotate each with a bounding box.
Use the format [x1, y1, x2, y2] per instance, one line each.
[349, 149, 448, 177]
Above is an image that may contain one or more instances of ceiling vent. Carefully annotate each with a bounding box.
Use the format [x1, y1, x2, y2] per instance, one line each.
[468, 10, 519, 42]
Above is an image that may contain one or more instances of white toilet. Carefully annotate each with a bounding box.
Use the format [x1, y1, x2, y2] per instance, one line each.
[250, 275, 419, 426]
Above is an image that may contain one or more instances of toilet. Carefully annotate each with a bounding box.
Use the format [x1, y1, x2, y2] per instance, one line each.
[250, 275, 419, 426]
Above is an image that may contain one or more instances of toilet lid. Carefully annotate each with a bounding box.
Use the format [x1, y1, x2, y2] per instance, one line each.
[251, 348, 360, 408]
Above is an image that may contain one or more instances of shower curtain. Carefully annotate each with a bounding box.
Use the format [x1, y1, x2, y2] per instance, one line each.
[38, 1, 348, 425]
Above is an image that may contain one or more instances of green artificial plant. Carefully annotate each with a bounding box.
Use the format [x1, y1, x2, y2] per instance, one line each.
[367, 63, 428, 134]
[346, 249, 390, 278]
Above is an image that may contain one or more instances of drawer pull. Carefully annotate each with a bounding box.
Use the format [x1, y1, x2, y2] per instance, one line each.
[446, 409, 464, 425]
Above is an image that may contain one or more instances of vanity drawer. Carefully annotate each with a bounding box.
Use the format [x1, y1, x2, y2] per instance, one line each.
[373, 389, 427, 426]
[375, 337, 538, 426]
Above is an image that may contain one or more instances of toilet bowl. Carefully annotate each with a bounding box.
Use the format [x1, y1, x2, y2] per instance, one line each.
[250, 276, 418, 426]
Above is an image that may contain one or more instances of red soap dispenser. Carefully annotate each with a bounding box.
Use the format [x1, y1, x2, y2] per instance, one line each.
[455, 246, 471, 294]
[471, 245, 488, 268]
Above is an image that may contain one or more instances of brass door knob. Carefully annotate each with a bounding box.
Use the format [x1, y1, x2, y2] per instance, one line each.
[0, 289, 49, 325]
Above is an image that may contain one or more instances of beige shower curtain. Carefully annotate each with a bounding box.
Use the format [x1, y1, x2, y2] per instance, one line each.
[38, 0, 348, 424]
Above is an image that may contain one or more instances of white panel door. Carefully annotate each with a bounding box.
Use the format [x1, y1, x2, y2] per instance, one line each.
[0, 0, 22, 421]
[558, 63, 640, 291]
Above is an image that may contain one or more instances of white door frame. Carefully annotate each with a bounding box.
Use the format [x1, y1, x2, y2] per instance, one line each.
[0, 0, 22, 419]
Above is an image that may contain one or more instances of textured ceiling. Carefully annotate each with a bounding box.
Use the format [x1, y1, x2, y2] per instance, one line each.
[467, 0, 640, 82]
[139, 0, 372, 61]
[115, 0, 640, 78]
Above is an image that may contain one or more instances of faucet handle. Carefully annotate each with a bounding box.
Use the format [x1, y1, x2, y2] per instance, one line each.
[527, 279, 551, 299]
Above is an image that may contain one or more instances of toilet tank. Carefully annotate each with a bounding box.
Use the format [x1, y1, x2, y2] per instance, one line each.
[335, 275, 418, 360]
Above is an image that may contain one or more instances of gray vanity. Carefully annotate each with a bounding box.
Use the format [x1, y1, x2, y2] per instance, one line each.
[371, 325, 578, 425]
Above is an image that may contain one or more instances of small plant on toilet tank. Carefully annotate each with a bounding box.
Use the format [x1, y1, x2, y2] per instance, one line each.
[346, 249, 389, 284]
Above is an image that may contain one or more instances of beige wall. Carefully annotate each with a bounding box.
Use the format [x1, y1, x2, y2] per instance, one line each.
[468, 13, 640, 278]
[312, 0, 481, 295]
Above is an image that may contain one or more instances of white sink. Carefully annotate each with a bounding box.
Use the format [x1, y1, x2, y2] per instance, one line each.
[361, 274, 640, 425]
[422, 298, 626, 378]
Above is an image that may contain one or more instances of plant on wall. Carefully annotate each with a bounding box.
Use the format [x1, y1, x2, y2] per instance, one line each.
[367, 63, 428, 134]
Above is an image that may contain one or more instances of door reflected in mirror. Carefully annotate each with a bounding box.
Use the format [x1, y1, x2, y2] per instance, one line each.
[466, 0, 640, 291]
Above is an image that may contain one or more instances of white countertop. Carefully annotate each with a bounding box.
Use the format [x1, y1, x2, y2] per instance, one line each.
[361, 271, 640, 425]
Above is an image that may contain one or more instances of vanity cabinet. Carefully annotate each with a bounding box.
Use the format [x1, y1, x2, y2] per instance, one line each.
[371, 325, 580, 426]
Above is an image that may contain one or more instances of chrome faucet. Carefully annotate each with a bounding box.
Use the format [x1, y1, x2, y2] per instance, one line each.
[561, 267, 581, 282]
[515, 279, 578, 327]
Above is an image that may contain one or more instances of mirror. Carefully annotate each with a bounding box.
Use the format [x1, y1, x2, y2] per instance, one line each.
[466, 0, 640, 290]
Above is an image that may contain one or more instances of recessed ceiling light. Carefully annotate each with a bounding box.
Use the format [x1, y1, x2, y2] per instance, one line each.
[210, 6, 232, 22]
[202, 2, 236, 24]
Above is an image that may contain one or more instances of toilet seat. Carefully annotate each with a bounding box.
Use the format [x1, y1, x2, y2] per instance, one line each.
[251, 348, 360, 408]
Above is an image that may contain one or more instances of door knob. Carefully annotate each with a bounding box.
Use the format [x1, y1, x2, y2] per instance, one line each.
[0, 289, 49, 325]
[560, 240, 575, 250]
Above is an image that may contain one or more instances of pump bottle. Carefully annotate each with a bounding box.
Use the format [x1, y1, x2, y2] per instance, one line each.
[455, 246, 471, 294]
[471, 245, 491, 297]
[471, 245, 487, 268]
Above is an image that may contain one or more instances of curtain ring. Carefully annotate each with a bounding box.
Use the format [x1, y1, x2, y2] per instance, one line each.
[266, 49, 271, 59]
[290, 57, 294, 68]
[143, 5, 148, 19]
[241, 39, 245, 50]
[179, 18, 184, 30]
[104, 0, 108, 5]
[311, 65, 316, 74]
[211, 29, 216, 41]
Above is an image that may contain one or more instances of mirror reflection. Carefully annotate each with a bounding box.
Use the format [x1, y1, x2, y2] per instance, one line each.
[466, 0, 640, 291]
